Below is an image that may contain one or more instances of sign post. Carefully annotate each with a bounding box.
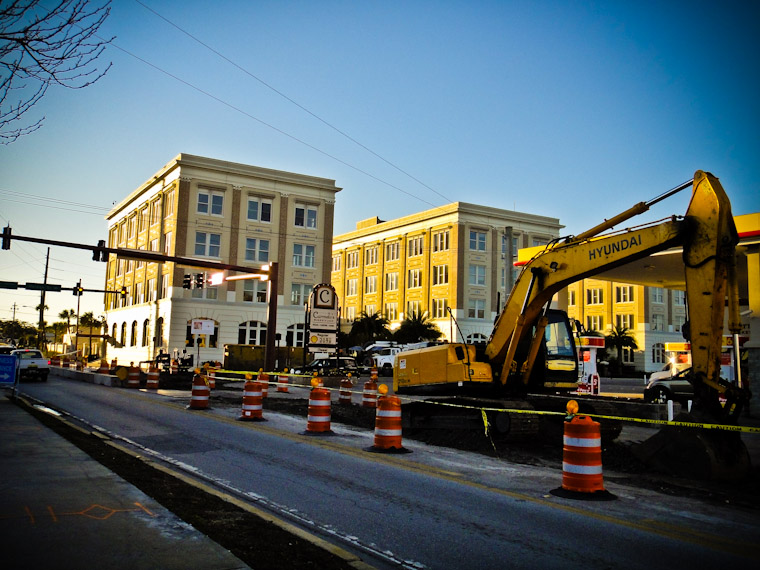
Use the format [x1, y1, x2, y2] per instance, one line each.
[306, 284, 340, 363]
[191, 319, 215, 367]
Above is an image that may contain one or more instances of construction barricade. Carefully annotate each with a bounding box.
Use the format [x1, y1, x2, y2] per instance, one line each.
[50, 355, 60, 367]
[187, 369, 210, 410]
[339, 374, 353, 406]
[239, 373, 264, 421]
[98, 360, 110, 374]
[126, 363, 140, 389]
[362, 378, 378, 408]
[368, 387, 410, 454]
[146, 365, 160, 389]
[276, 369, 289, 393]
[305, 378, 332, 434]
[551, 400, 614, 500]
[204, 364, 216, 390]
[110, 358, 117, 374]
[170, 359, 179, 375]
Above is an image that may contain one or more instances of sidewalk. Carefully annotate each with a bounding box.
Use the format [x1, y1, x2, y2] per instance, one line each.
[0, 396, 250, 570]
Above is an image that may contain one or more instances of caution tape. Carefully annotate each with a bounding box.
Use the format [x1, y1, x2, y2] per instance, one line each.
[207, 370, 760, 434]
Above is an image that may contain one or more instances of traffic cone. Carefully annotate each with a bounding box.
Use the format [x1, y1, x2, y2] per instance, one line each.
[146, 365, 159, 389]
[339, 374, 353, 406]
[277, 369, 290, 393]
[368, 387, 410, 453]
[98, 359, 109, 374]
[305, 378, 332, 434]
[362, 378, 378, 408]
[551, 401, 615, 500]
[239, 373, 264, 421]
[187, 369, 210, 410]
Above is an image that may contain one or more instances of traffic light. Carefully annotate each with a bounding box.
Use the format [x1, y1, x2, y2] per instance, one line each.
[92, 239, 108, 262]
[194, 273, 204, 289]
[73, 281, 83, 296]
[120, 286, 127, 299]
[182, 274, 192, 289]
[1, 226, 10, 250]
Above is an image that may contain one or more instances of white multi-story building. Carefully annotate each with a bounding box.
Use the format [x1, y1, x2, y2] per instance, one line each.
[103, 154, 340, 364]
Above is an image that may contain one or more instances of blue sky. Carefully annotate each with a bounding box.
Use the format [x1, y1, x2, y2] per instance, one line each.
[1, 0, 758, 324]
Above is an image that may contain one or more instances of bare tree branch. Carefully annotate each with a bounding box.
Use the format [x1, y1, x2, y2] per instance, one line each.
[0, 0, 113, 143]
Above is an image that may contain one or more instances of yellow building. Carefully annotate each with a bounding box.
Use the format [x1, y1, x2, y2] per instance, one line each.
[331, 202, 562, 342]
[104, 154, 340, 363]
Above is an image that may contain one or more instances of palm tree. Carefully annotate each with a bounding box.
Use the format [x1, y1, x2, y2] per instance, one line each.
[605, 325, 638, 376]
[59, 309, 75, 332]
[348, 311, 391, 347]
[393, 313, 442, 344]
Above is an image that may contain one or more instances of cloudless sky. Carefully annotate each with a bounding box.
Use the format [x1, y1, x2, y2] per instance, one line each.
[1, 0, 758, 326]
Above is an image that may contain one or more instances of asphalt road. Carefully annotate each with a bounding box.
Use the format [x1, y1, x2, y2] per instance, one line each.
[17, 373, 760, 570]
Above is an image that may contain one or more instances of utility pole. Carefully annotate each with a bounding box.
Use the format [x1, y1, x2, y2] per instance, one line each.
[38, 248, 50, 350]
[75, 279, 82, 359]
[11, 302, 17, 320]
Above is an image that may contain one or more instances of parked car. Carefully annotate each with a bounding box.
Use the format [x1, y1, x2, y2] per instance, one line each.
[296, 356, 359, 377]
[643, 367, 693, 404]
[11, 348, 49, 382]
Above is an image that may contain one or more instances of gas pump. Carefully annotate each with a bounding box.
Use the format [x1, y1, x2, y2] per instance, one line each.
[577, 336, 604, 395]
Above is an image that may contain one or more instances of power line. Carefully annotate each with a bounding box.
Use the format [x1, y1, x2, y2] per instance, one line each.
[134, 0, 453, 206]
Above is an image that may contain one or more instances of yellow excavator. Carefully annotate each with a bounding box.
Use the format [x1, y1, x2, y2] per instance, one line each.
[394, 171, 750, 477]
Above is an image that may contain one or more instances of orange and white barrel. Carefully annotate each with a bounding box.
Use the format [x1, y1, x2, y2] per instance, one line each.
[372, 395, 405, 451]
[561, 415, 605, 493]
[276, 370, 289, 393]
[170, 359, 178, 375]
[127, 364, 140, 389]
[306, 387, 332, 433]
[146, 365, 160, 389]
[259, 372, 269, 398]
[98, 360, 109, 374]
[51, 355, 60, 367]
[110, 358, 117, 373]
[188, 371, 210, 410]
[239, 375, 264, 421]
[339, 375, 353, 406]
[205, 366, 216, 390]
[362, 379, 378, 408]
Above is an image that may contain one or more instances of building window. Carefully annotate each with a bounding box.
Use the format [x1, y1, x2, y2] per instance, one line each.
[384, 272, 398, 291]
[332, 255, 341, 272]
[294, 203, 317, 229]
[615, 314, 634, 329]
[384, 303, 398, 321]
[293, 243, 315, 267]
[673, 290, 686, 305]
[364, 304, 376, 316]
[407, 269, 422, 289]
[468, 299, 485, 319]
[651, 287, 664, 304]
[651, 313, 665, 331]
[615, 286, 634, 303]
[195, 232, 221, 257]
[160, 274, 169, 298]
[652, 342, 665, 364]
[243, 280, 267, 303]
[163, 231, 172, 256]
[120, 322, 126, 345]
[586, 288, 603, 305]
[247, 197, 272, 223]
[346, 251, 359, 269]
[408, 236, 424, 257]
[286, 323, 305, 347]
[674, 315, 685, 332]
[365, 247, 378, 265]
[407, 300, 421, 318]
[291, 283, 310, 305]
[128, 216, 136, 239]
[238, 321, 265, 345]
[433, 230, 450, 252]
[345, 306, 356, 321]
[197, 189, 224, 216]
[532, 238, 549, 247]
[245, 238, 269, 263]
[155, 317, 163, 347]
[142, 319, 149, 347]
[136, 282, 144, 304]
[432, 298, 448, 319]
[149, 200, 160, 225]
[365, 275, 377, 294]
[346, 278, 358, 296]
[130, 321, 138, 346]
[433, 264, 449, 286]
[586, 315, 604, 331]
[469, 264, 486, 286]
[192, 274, 218, 300]
[568, 290, 576, 306]
[469, 230, 486, 251]
[164, 190, 175, 218]
[147, 278, 156, 302]
[621, 347, 634, 364]
[385, 242, 400, 261]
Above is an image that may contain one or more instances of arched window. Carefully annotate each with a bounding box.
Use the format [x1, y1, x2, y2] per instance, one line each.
[130, 321, 138, 346]
[652, 342, 665, 364]
[238, 321, 267, 345]
[142, 319, 150, 346]
[155, 317, 164, 347]
[120, 322, 127, 345]
[111, 323, 117, 341]
[466, 333, 487, 344]
[286, 323, 305, 347]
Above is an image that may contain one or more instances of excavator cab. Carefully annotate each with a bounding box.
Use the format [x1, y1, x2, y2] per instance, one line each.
[526, 309, 579, 391]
